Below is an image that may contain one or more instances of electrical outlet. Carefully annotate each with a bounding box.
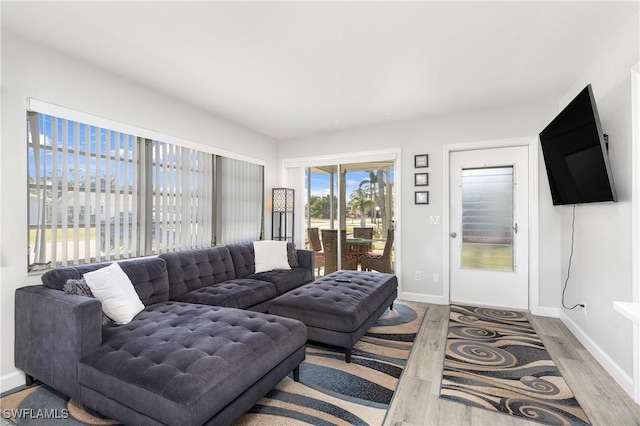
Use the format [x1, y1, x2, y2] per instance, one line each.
[415, 271, 422, 281]
[581, 302, 587, 316]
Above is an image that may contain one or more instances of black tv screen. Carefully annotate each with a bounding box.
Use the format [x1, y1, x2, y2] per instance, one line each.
[539, 84, 617, 205]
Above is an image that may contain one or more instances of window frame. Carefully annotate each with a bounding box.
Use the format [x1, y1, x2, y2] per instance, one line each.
[27, 99, 265, 272]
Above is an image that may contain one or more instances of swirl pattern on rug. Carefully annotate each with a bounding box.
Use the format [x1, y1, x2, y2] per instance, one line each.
[237, 301, 427, 425]
[440, 305, 591, 425]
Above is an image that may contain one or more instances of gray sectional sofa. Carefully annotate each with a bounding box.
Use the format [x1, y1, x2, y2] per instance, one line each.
[15, 242, 314, 426]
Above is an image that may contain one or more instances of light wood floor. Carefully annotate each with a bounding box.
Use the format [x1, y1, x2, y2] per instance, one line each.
[385, 303, 640, 426]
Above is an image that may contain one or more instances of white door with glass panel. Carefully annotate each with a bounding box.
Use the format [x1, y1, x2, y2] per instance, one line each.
[449, 146, 529, 310]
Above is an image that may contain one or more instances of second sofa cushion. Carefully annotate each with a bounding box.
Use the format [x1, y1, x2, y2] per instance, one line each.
[174, 278, 277, 309]
[160, 247, 236, 300]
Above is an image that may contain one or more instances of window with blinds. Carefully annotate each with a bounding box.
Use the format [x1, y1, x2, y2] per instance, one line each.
[149, 140, 215, 254]
[27, 111, 263, 271]
[217, 156, 264, 244]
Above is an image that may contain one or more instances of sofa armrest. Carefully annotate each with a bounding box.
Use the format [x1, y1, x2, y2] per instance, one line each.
[296, 249, 314, 275]
[15, 285, 103, 400]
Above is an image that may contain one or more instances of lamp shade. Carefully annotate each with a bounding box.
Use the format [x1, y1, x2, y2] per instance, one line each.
[272, 188, 294, 213]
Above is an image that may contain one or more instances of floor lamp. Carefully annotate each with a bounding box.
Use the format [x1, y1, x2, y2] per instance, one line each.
[272, 188, 294, 242]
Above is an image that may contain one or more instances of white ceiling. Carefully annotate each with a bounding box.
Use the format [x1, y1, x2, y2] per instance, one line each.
[2, 1, 637, 140]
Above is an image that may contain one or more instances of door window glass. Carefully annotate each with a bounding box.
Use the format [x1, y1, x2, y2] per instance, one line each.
[461, 167, 514, 271]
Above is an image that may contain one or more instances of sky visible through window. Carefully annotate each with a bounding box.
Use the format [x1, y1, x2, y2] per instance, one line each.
[307, 169, 395, 199]
[28, 114, 135, 189]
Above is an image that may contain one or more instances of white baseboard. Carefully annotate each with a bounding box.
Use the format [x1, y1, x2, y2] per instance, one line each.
[559, 311, 635, 398]
[399, 292, 448, 305]
[1, 370, 25, 394]
[531, 305, 560, 318]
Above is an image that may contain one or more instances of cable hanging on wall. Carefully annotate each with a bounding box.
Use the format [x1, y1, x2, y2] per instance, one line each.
[562, 204, 585, 310]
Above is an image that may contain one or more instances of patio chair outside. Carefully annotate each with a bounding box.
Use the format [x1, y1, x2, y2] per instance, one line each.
[308, 227, 325, 276]
[321, 229, 358, 274]
[360, 228, 395, 273]
[352, 227, 373, 252]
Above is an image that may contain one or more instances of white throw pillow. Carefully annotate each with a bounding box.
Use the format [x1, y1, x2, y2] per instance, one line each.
[253, 241, 291, 273]
[83, 262, 145, 325]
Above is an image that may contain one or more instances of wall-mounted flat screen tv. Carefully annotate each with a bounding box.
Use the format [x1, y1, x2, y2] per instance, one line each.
[539, 84, 617, 205]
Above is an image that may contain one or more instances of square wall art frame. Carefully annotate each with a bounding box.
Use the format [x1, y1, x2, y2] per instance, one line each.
[415, 172, 429, 186]
[415, 191, 429, 205]
[414, 154, 428, 168]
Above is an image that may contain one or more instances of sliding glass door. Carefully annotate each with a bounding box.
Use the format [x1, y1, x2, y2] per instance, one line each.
[304, 161, 394, 275]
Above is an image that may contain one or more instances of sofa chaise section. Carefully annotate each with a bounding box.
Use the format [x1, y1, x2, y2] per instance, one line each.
[15, 257, 170, 400]
[79, 303, 306, 426]
[15, 255, 308, 425]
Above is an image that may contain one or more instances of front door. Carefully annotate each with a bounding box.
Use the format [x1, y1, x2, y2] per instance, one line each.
[449, 146, 529, 310]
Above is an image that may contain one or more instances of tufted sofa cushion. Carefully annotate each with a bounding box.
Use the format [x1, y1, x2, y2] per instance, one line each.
[78, 302, 307, 426]
[160, 247, 236, 300]
[250, 268, 314, 294]
[227, 242, 313, 289]
[174, 278, 277, 309]
[270, 270, 398, 333]
[41, 257, 169, 306]
[226, 243, 256, 278]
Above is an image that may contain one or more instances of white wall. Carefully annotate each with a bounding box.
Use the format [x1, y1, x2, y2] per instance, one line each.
[279, 11, 639, 398]
[0, 32, 280, 392]
[554, 13, 639, 395]
[279, 102, 555, 303]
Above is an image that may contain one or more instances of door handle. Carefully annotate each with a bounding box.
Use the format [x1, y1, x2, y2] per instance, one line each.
[513, 223, 518, 234]
[450, 232, 457, 238]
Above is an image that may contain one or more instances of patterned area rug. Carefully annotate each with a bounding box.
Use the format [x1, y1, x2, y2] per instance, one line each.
[440, 305, 591, 425]
[1, 301, 426, 426]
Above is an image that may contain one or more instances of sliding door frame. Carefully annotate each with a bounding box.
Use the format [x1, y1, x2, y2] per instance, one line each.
[282, 148, 401, 280]
[630, 63, 640, 404]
